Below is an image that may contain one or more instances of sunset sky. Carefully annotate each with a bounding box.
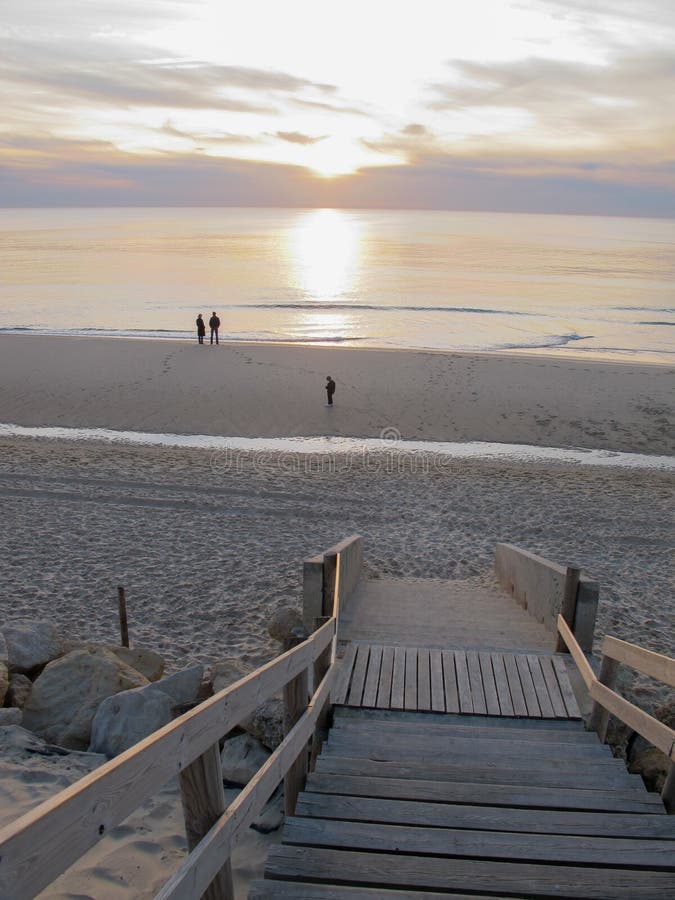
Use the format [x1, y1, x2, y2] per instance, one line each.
[2, 0, 674, 214]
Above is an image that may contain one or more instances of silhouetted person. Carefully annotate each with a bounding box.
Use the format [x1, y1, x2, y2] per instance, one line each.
[196, 313, 205, 345]
[326, 376, 336, 406]
[209, 311, 221, 345]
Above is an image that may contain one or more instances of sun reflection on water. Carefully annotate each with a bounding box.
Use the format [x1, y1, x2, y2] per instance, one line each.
[289, 208, 362, 303]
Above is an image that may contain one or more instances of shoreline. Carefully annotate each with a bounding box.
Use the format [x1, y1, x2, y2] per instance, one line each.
[1, 333, 673, 455]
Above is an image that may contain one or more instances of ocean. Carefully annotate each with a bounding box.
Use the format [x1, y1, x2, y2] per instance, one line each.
[1, 207, 674, 362]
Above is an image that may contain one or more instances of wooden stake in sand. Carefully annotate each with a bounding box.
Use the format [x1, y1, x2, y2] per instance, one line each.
[117, 585, 129, 648]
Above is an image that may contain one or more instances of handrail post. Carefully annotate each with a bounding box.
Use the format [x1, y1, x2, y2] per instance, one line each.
[323, 551, 338, 617]
[555, 566, 581, 652]
[662, 761, 675, 814]
[310, 616, 333, 771]
[179, 742, 233, 900]
[589, 653, 620, 742]
[283, 626, 310, 816]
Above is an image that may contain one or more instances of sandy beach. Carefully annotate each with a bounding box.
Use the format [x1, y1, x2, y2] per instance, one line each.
[0, 334, 673, 897]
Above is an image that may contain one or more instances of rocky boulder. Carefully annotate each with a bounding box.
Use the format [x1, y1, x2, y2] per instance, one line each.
[220, 733, 270, 786]
[7, 673, 32, 709]
[2, 619, 65, 674]
[212, 658, 283, 750]
[212, 658, 254, 694]
[0, 708, 22, 727]
[146, 664, 203, 707]
[89, 687, 174, 757]
[0, 661, 8, 707]
[22, 646, 149, 750]
[109, 646, 165, 682]
[267, 607, 304, 644]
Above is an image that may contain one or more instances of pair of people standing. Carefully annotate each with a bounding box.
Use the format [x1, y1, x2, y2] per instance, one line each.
[196, 312, 220, 345]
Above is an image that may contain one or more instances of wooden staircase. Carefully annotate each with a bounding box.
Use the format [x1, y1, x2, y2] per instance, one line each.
[250, 708, 675, 898]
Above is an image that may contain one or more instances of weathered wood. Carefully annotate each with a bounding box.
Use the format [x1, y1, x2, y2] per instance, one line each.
[503, 653, 528, 717]
[390, 646, 406, 710]
[478, 652, 500, 716]
[490, 652, 515, 716]
[283, 629, 310, 817]
[515, 653, 541, 717]
[556, 614, 595, 688]
[602, 635, 675, 688]
[590, 680, 675, 761]
[0, 617, 335, 900]
[117, 584, 129, 648]
[249, 881, 484, 899]
[454, 650, 473, 714]
[526, 655, 555, 719]
[346, 645, 370, 707]
[404, 647, 418, 711]
[305, 772, 665, 813]
[417, 648, 431, 712]
[376, 645, 394, 709]
[551, 655, 582, 719]
[332, 643, 357, 706]
[466, 651, 487, 715]
[310, 616, 334, 771]
[441, 650, 459, 713]
[331, 718, 598, 744]
[537, 655, 569, 719]
[361, 644, 382, 708]
[263, 845, 675, 897]
[156, 667, 335, 900]
[590, 654, 620, 741]
[323, 552, 338, 618]
[295, 792, 675, 837]
[283, 816, 675, 868]
[663, 762, 675, 815]
[178, 742, 233, 900]
[429, 650, 445, 712]
[556, 565, 581, 652]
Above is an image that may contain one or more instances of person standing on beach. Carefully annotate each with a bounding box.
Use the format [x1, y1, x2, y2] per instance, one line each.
[326, 375, 336, 406]
[196, 313, 205, 345]
[209, 311, 221, 345]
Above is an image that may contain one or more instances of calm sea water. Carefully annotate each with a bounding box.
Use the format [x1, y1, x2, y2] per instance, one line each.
[1, 207, 674, 361]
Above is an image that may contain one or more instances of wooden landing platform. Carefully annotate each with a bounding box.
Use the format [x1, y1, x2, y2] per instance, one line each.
[333, 643, 581, 719]
[251, 711, 675, 899]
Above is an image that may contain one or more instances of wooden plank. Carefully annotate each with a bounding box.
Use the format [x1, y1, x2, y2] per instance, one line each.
[332, 642, 357, 707]
[249, 880, 493, 899]
[557, 614, 596, 688]
[538, 656, 569, 718]
[503, 653, 528, 717]
[314, 756, 639, 791]
[441, 650, 459, 713]
[295, 793, 675, 838]
[417, 648, 431, 712]
[603, 635, 675, 687]
[283, 816, 675, 869]
[526, 655, 556, 719]
[556, 565, 581, 652]
[389, 646, 406, 711]
[479, 652, 501, 716]
[154, 665, 336, 900]
[346, 644, 370, 707]
[334, 706, 583, 730]
[305, 772, 666, 814]
[0, 616, 336, 900]
[466, 651, 487, 715]
[360, 645, 382, 708]
[591, 680, 675, 761]
[264, 846, 675, 898]
[454, 650, 473, 714]
[375, 645, 394, 710]
[552, 655, 582, 719]
[404, 647, 418, 711]
[515, 653, 541, 717]
[429, 650, 445, 712]
[330, 718, 599, 744]
[490, 653, 515, 717]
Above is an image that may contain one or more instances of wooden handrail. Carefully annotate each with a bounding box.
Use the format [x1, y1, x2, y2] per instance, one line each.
[556, 615, 595, 688]
[0, 616, 336, 900]
[602, 635, 675, 688]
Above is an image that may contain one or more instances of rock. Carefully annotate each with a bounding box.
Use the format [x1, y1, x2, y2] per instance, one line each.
[212, 658, 254, 694]
[628, 745, 670, 793]
[0, 661, 8, 706]
[251, 792, 284, 834]
[220, 733, 270, 786]
[147, 664, 203, 707]
[267, 607, 304, 643]
[89, 686, 174, 757]
[108, 646, 165, 682]
[2, 619, 65, 673]
[211, 658, 283, 750]
[7, 673, 32, 709]
[0, 708, 22, 727]
[0, 632, 7, 665]
[22, 646, 149, 750]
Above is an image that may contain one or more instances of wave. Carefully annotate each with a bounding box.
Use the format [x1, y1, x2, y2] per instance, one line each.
[0, 326, 367, 344]
[495, 333, 593, 352]
[230, 302, 533, 316]
[638, 321, 675, 327]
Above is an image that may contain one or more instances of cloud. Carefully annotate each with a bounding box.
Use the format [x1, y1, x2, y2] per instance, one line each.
[274, 131, 328, 145]
[160, 121, 264, 145]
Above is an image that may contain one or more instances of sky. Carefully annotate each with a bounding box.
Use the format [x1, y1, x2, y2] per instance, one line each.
[1, 0, 674, 215]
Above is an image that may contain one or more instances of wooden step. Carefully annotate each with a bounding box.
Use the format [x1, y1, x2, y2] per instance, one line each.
[333, 707, 584, 729]
[264, 846, 675, 897]
[330, 717, 599, 744]
[305, 773, 665, 814]
[295, 793, 675, 838]
[249, 880, 503, 899]
[313, 757, 646, 792]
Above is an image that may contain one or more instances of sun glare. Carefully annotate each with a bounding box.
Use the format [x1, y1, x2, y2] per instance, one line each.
[289, 209, 362, 300]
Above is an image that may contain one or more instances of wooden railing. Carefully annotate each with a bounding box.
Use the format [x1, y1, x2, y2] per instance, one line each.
[557, 615, 675, 813]
[0, 615, 337, 900]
